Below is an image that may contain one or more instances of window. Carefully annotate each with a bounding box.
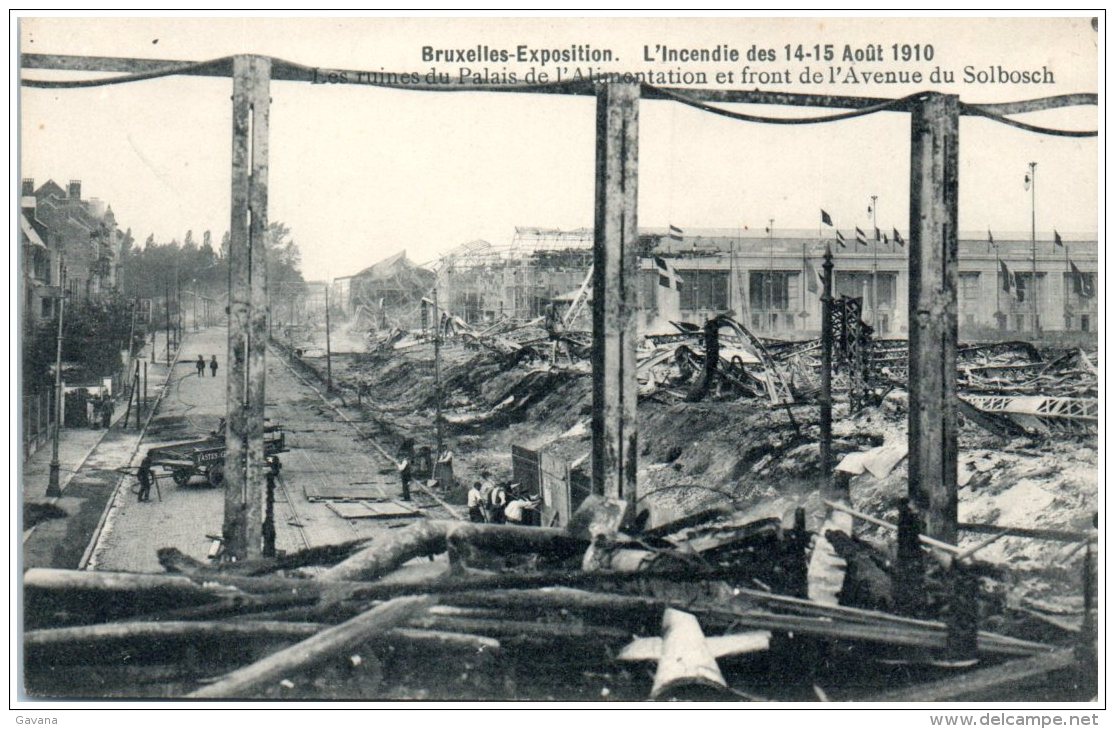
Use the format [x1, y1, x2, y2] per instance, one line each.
[1007, 272, 1043, 310]
[677, 269, 728, 311]
[749, 271, 795, 311]
[834, 272, 896, 309]
[1063, 271, 1097, 307]
[959, 272, 980, 301]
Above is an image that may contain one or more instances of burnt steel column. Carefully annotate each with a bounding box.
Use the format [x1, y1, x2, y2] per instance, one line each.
[819, 244, 834, 488]
[225, 55, 271, 561]
[591, 81, 639, 511]
[908, 93, 960, 546]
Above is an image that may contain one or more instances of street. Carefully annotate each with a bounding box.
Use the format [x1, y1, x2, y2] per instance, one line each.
[89, 327, 447, 573]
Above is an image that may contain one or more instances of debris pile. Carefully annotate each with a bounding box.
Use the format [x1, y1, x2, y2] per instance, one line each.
[23, 491, 1095, 701]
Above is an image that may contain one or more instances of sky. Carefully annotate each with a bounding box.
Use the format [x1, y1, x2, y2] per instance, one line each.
[18, 15, 1100, 281]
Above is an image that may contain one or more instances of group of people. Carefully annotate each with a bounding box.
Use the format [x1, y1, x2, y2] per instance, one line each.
[467, 473, 541, 525]
[88, 390, 115, 429]
[195, 355, 220, 378]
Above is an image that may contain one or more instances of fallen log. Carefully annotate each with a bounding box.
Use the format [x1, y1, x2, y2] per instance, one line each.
[24, 568, 247, 629]
[25, 619, 499, 666]
[319, 520, 451, 582]
[407, 614, 632, 643]
[188, 595, 435, 699]
[321, 521, 589, 582]
[158, 540, 373, 577]
[445, 524, 588, 567]
[25, 620, 323, 664]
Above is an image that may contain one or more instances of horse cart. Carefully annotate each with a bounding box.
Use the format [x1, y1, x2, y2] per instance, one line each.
[145, 420, 288, 488]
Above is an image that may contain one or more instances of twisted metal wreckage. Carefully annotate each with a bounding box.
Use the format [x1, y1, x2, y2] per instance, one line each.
[20, 51, 1098, 700]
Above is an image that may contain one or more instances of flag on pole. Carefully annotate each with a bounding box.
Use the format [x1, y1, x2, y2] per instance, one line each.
[855, 227, 868, 245]
[874, 226, 881, 242]
[1000, 259, 1015, 294]
[668, 224, 684, 242]
[1054, 230, 1063, 247]
[654, 256, 684, 290]
[883, 233, 889, 245]
[1069, 260, 1094, 298]
[893, 228, 904, 247]
[987, 228, 994, 253]
[835, 230, 847, 248]
[821, 210, 833, 227]
[805, 258, 819, 293]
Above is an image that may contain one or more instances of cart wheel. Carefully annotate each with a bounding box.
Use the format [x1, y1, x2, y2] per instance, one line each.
[172, 470, 192, 487]
[207, 464, 225, 488]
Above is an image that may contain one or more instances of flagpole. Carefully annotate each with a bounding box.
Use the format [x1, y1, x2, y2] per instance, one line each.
[1064, 238, 1071, 330]
[730, 227, 737, 315]
[801, 234, 808, 329]
[768, 218, 775, 333]
[870, 195, 878, 330]
[995, 248, 1002, 331]
[1028, 162, 1039, 333]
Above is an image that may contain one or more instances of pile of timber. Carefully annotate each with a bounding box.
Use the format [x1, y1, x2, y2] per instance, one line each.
[22, 497, 1093, 701]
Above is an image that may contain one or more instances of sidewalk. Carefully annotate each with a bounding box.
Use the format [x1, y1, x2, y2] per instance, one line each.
[89, 327, 230, 573]
[20, 330, 180, 571]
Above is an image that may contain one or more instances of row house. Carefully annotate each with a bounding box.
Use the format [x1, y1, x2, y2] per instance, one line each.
[20, 178, 129, 324]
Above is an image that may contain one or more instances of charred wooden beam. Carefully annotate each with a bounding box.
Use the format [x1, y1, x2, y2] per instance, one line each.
[187, 595, 434, 699]
[591, 81, 640, 511]
[907, 92, 960, 545]
[865, 648, 1079, 702]
[225, 55, 271, 560]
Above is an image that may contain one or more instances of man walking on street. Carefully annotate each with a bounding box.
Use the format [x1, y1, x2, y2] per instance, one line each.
[209, 355, 219, 378]
[196, 355, 206, 378]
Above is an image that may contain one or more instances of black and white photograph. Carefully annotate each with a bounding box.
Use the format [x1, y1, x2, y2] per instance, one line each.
[10, 12, 1102, 717]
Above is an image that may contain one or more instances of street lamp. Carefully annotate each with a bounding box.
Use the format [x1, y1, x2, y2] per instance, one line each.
[46, 258, 67, 497]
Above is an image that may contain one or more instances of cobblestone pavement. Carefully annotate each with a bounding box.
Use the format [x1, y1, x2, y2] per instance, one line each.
[89, 331, 443, 573]
[21, 330, 177, 570]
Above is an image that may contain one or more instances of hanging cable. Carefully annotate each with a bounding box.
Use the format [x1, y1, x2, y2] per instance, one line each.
[960, 103, 1097, 138]
[644, 84, 920, 125]
[20, 57, 234, 89]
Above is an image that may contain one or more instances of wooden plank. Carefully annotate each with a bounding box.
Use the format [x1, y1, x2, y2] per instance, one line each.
[907, 93, 960, 545]
[591, 81, 640, 512]
[866, 648, 1078, 702]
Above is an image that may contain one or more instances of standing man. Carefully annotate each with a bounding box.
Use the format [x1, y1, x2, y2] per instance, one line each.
[100, 391, 114, 429]
[136, 454, 154, 502]
[196, 354, 206, 378]
[209, 355, 219, 378]
[467, 482, 485, 523]
[487, 482, 510, 524]
[398, 458, 412, 501]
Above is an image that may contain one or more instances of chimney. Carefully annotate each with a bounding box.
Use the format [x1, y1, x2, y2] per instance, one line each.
[21, 178, 34, 196]
[68, 180, 82, 200]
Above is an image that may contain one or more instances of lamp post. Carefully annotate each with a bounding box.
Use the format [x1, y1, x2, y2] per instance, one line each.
[47, 258, 67, 497]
